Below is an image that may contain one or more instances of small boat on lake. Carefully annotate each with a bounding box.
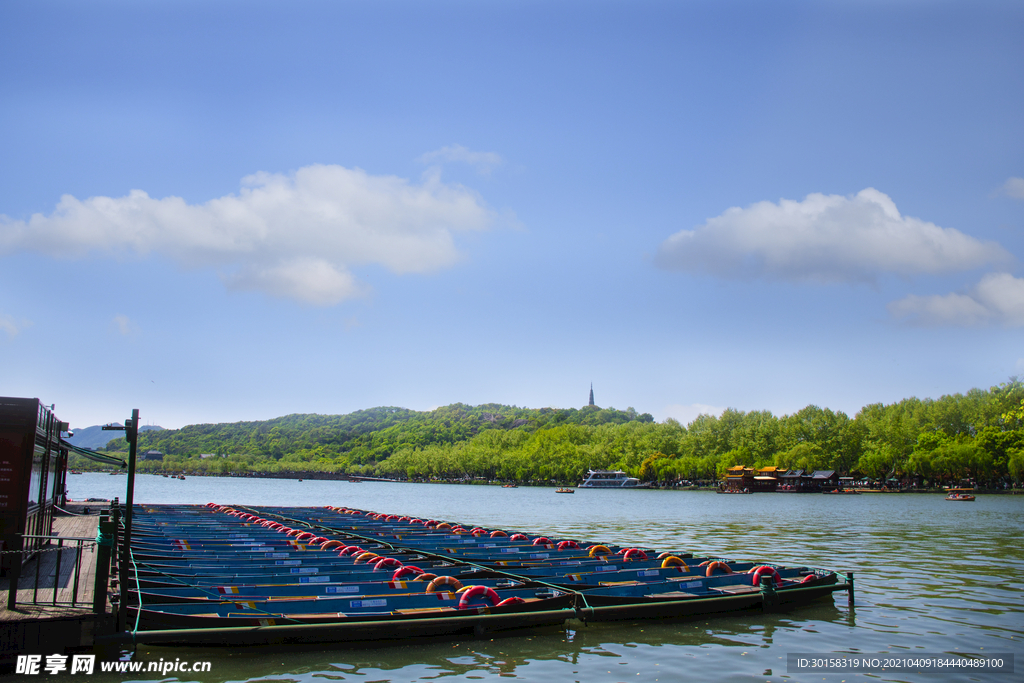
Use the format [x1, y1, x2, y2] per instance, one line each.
[555, 488, 574, 494]
[578, 470, 642, 488]
[945, 488, 976, 501]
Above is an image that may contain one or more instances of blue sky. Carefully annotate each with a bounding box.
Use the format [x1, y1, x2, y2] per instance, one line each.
[2, 1, 1022, 430]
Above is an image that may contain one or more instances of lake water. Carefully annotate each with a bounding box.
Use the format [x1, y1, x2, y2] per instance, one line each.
[68, 474, 1023, 682]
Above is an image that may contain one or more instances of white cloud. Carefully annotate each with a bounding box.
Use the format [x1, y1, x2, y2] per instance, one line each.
[1, 314, 28, 339]
[0, 164, 493, 306]
[418, 144, 503, 175]
[112, 314, 137, 336]
[888, 272, 1024, 327]
[661, 403, 726, 426]
[655, 188, 1011, 283]
[997, 177, 1024, 199]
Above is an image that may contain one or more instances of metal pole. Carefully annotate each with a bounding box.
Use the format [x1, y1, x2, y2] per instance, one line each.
[123, 409, 139, 556]
[93, 514, 112, 614]
[116, 410, 139, 632]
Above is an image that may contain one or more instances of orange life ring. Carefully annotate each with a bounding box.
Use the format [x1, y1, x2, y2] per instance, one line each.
[413, 572, 437, 582]
[458, 585, 500, 610]
[705, 561, 733, 576]
[660, 555, 689, 570]
[435, 522, 452, 530]
[425, 576, 463, 593]
[588, 544, 612, 557]
[490, 530, 508, 538]
[353, 552, 380, 564]
[320, 540, 344, 550]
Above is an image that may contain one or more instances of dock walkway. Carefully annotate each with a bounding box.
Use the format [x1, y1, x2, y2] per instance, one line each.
[0, 507, 114, 661]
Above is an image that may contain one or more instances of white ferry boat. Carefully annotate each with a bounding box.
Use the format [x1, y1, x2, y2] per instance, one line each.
[578, 469, 642, 488]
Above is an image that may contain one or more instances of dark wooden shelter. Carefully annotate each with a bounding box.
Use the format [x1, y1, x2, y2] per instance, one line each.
[0, 398, 68, 575]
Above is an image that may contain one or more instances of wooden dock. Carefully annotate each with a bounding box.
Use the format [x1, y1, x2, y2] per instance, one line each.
[0, 507, 116, 662]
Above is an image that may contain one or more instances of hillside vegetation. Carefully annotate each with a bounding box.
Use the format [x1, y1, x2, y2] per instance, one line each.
[78, 381, 1024, 487]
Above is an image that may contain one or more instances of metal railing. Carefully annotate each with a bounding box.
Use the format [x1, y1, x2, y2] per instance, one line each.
[4, 510, 116, 613]
[7, 535, 97, 608]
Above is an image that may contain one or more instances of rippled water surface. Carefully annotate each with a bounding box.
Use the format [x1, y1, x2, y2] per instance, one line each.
[69, 474, 1023, 682]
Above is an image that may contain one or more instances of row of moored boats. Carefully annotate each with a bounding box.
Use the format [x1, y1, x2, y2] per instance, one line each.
[123, 503, 849, 645]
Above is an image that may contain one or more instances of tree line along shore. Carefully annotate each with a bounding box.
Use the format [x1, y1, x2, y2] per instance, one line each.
[75, 380, 1024, 489]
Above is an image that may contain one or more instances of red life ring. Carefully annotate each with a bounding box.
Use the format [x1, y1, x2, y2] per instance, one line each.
[496, 596, 526, 607]
[338, 545, 362, 556]
[373, 557, 403, 571]
[392, 565, 424, 581]
[458, 585, 500, 610]
[413, 572, 437, 582]
[509, 533, 528, 541]
[623, 548, 648, 562]
[557, 540, 580, 551]
[750, 565, 783, 587]
[532, 537, 552, 546]
[320, 540, 344, 550]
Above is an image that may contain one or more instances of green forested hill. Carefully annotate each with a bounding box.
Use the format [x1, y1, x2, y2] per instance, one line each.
[91, 403, 654, 475]
[77, 382, 1024, 487]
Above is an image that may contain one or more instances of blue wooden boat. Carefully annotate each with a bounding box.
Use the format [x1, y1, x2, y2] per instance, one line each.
[108, 503, 852, 646]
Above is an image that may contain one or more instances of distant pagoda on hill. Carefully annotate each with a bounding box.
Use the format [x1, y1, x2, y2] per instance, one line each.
[589, 383, 595, 407]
